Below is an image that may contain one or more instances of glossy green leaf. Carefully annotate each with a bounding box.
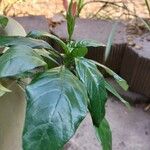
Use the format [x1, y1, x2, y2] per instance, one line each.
[33, 48, 51, 58]
[0, 82, 11, 97]
[23, 67, 88, 150]
[89, 60, 129, 91]
[69, 39, 104, 57]
[67, 0, 75, 41]
[0, 45, 47, 78]
[75, 40, 105, 48]
[33, 49, 59, 65]
[0, 36, 51, 49]
[71, 46, 88, 57]
[27, 30, 68, 53]
[75, 58, 107, 126]
[68, 41, 88, 57]
[104, 22, 117, 62]
[95, 118, 112, 150]
[0, 16, 8, 28]
[105, 81, 130, 109]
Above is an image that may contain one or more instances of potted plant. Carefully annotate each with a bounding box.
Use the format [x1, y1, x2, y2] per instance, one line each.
[0, 1, 129, 150]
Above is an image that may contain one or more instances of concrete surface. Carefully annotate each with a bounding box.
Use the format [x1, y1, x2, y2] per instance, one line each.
[13, 16, 49, 33]
[64, 98, 150, 150]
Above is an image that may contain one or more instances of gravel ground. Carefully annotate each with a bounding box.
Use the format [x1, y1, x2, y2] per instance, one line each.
[4, 0, 150, 19]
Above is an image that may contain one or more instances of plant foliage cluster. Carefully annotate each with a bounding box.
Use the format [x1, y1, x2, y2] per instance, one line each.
[0, 1, 129, 150]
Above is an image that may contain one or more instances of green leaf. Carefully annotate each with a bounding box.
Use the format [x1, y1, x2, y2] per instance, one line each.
[34, 48, 62, 69]
[95, 118, 112, 150]
[139, 17, 150, 31]
[71, 46, 88, 57]
[75, 40, 105, 48]
[0, 16, 8, 28]
[33, 48, 51, 58]
[67, 0, 75, 41]
[0, 82, 11, 97]
[77, 0, 84, 9]
[33, 49, 59, 65]
[27, 30, 69, 53]
[77, 0, 84, 16]
[68, 41, 87, 57]
[0, 36, 51, 49]
[0, 45, 47, 78]
[23, 67, 88, 150]
[145, 0, 150, 16]
[89, 60, 129, 91]
[105, 81, 130, 109]
[104, 22, 117, 62]
[75, 58, 107, 126]
[69, 39, 105, 57]
[3, 17, 26, 36]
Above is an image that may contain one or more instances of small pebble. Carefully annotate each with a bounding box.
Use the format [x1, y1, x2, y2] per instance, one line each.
[127, 37, 133, 42]
[128, 41, 135, 47]
[134, 45, 142, 50]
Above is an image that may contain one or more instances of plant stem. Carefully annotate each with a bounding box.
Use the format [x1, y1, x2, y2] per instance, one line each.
[145, 0, 150, 17]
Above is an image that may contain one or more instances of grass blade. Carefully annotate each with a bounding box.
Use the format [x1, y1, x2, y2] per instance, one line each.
[104, 22, 118, 62]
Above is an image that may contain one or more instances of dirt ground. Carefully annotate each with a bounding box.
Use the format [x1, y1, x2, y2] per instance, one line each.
[5, 0, 150, 19]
